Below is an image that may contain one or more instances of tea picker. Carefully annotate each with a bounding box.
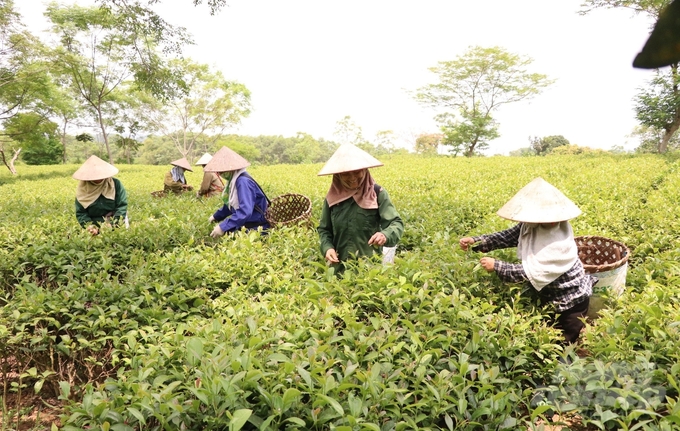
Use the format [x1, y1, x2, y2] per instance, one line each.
[195, 152, 224, 199]
[163, 157, 194, 195]
[317, 144, 404, 272]
[459, 177, 596, 344]
[72, 155, 129, 236]
[204, 146, 271, 237]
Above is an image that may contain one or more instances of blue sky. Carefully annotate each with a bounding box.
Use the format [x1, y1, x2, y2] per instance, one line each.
[20, 0, 657, 154]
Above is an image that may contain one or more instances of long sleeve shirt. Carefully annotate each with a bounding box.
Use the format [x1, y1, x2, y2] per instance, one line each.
[318, 187, 404, 262]
[75, 178, 128, 227]
[212, 174, 269, 232]
[198, 172, 224, 197]
[472, 223, 594, 312]
[164, 171, 190, 193]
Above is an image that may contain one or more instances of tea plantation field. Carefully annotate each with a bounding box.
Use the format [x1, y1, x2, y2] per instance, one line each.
[1, 154, 680, 430]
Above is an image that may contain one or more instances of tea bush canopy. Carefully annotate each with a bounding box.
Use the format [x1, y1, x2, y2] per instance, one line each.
[2, 153, 680, 429]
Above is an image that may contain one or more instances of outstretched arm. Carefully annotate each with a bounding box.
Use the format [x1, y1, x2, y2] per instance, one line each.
[470, 223, 522, 253]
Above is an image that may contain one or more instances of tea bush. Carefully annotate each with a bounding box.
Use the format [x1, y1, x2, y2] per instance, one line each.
[1, 154, 680, 430]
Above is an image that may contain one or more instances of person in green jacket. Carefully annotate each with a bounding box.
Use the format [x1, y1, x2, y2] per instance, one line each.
[73, 155, 128, 235]
[317, 144, 403, 270]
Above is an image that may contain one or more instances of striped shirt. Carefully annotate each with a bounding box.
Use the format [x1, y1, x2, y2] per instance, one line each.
[472, 223, 594, 312]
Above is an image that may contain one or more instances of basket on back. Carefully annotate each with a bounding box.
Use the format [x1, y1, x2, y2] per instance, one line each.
[575, 236, 629, 273]
[265, 193, 312, 228]
[575, 235, 630, 319]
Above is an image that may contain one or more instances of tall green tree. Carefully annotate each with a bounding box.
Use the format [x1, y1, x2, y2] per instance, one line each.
[5, 112, 61, 164]
[33, 75, 86, 163]
[530, 135, 570, 155]
[0, 1, 85, 165]
[45, 3, 180, 163]
[440, 108, 499, 156]
[0, 0, 52, 122]
[580, 0, 680, 152]
[114, 124, 141, 164]
[415, 46, 553, 157]
[107, 89, 147, 163]
[0, 0, 59, 172]
[139, 58, 251, 160]
[92, 0, 194, 99]
[414, 133, 442, 155]
[629, 123, 680, 152]
[634, 69, 680, 152]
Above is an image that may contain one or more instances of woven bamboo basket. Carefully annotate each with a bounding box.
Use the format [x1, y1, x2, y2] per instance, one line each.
[575, 235, 630, 319]
[265, 193, 312, 228]
[575, 235, 630, 273]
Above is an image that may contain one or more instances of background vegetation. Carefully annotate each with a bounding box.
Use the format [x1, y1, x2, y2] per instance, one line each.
[2, 0, 680, 173]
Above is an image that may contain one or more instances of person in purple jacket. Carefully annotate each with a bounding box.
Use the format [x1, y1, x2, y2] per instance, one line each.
[204, 146, 270, 238]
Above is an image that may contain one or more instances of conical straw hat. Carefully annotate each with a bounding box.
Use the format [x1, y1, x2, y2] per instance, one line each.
[170, 157, 193, 172]
[195, 153, 212, 166]
[317, 143, 383, 176]
[203, 146, 250, 172]
[72, 155, 118, 181]
[496, 177, 582, 223]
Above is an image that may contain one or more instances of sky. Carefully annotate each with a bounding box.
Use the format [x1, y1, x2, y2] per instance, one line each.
[18, 0, 658, 154]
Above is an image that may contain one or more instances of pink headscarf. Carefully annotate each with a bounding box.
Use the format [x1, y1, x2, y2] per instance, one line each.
[325, 169, 378, 209]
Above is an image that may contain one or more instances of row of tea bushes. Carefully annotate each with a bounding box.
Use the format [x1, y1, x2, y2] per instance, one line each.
[1, 154, 680, 429]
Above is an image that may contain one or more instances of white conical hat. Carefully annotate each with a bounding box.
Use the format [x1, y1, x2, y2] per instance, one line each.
[195, 153, 212, 166]
[203, 146, 250, 172]
[72, 155, 118, 181]
[496, 177, 582, 223]
[317, 144, 383, 176]
[170, 157, 193, 172]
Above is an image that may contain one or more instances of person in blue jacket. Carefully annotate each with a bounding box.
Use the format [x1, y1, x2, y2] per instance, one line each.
[204, 146, 270, 238]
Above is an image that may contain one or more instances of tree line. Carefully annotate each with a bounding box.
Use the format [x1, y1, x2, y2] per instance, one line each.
[1, 0, 678, 174]
[66, 132, 345, 166]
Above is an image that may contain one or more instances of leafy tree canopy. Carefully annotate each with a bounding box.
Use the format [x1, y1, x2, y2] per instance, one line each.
[414, 133, 442, 155]
[5, 112, 62, 164]
[415, 46, 553, 157]
[629, 124, 680, 152]
[0, 0, 53, 121]
[634, 69, 680, 152]
[578, 0, 668, 16]
[530, 135, 570, 155]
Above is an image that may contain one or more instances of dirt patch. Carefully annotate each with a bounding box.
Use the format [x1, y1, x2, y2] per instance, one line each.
[535, 414, 599, 431]
[0, 393, 63, 431]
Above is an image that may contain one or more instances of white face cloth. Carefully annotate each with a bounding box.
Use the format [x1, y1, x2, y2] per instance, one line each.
[222, 168, 246, 210]
[517, 222, 578, 291]
[171, 166, 186, 183]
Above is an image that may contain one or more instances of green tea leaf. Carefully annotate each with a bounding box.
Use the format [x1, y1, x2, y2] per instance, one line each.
[229, 409, 252, 431]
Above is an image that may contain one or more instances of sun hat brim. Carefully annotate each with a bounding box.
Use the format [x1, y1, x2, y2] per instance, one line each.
[496, 177, 582, 223]
[318, 144, 383, 176]
[72, 155, 119, 181]
[170, 157, 193, 171]
[195, 153, 212, 166]
[203, 146, 250, 172]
